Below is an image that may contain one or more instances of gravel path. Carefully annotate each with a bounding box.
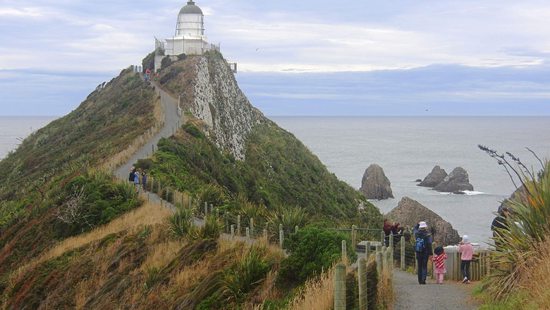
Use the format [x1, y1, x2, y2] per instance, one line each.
[393, 270, 479, 310]
[114, 84, 181, 183]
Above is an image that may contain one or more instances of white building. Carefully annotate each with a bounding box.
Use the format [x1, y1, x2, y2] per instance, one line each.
[154, 1, 218, 71]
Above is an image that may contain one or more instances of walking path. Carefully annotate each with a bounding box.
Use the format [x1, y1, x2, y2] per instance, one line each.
[114, 83, 181, 184]
[393, 270, 479, 310]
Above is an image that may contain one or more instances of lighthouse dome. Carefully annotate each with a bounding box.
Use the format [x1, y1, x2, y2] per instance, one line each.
[179, 1, 203, 15]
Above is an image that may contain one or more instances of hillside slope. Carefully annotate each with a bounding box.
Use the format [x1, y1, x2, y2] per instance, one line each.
[0, 51, 382, 307]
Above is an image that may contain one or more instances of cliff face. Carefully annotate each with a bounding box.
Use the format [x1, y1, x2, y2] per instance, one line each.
[164, 52, 266, 160]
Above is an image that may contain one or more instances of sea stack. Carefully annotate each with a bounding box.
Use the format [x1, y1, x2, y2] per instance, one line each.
[386, 197, 461, 246]
[434, 167, 474, 193]
[418, 165, 447, 187]
[360, 164, 394, 200]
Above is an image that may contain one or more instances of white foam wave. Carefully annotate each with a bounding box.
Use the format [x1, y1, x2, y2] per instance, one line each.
[463, 190, 485, 196]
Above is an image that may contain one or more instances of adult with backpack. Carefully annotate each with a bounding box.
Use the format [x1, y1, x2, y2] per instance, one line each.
[414, 221, 433, 285]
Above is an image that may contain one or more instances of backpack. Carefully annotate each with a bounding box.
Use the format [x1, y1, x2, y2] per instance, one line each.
[129, 172, 135, 182]
[415, 236, 425, 253]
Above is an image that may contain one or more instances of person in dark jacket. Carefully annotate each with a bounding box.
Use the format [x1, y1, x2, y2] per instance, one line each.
[415, 221, 433, 284]
[491, 206, 510, 250]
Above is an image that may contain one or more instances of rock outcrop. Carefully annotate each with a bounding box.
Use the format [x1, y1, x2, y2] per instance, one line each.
[360, 164, 394, 200]
[418, 165, 447, 187]
[170, 52, 266, 160]
[433, 167, 474, 193]
[386, 197, 461, 246]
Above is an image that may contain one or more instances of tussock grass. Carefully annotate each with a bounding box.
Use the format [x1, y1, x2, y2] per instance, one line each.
[9, 201, 171, 285]
[287, 267, 335, 310]
[377, 267, 394, 309]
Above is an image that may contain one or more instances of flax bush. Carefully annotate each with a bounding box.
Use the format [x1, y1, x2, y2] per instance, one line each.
[480, 145, 550, 300]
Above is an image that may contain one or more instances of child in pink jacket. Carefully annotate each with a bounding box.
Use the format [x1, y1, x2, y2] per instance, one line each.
[458, 235, 474, 283]
[433, 246, 448, 284]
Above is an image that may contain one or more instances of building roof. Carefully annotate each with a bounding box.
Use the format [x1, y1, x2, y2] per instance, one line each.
[179, 1, 203, 15]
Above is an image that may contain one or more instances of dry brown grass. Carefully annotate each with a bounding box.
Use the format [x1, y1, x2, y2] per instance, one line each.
[516, 238, 550, 308]
[287, 266, 335, 310]
[377, 268, 395, 310]
[9, 201, 172, 285]
[141, 241, 182, 271]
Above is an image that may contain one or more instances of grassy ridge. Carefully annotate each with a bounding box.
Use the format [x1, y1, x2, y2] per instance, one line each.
[0, 68, 157, 292]
[148, 120, 381, 226]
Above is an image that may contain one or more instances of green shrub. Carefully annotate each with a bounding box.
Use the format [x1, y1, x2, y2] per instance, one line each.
[170, 207, 193, 238]
[53, 171, 140, 238]
[221, 246, 271, 303]
[280, 226, 353, 283]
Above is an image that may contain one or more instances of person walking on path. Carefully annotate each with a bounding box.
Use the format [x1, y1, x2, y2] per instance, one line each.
[415, 221, 433, 284]
[141, 171, 147, 191]
[133, 170, 141, 193]
[458, 235, 474, 284]
[433, 246, 448, 284]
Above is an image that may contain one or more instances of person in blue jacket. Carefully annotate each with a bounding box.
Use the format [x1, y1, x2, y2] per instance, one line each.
[415, 221, 433, 284]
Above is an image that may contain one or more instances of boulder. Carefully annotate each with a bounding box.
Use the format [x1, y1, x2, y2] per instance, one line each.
[434, 167, 474, 193]
[418, 165, 447, 187]
[386, 197, 461, 246]
[360, 164, 394, 200]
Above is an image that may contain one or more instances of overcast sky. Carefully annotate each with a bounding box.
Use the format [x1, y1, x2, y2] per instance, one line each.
[1, 0, 549, 115]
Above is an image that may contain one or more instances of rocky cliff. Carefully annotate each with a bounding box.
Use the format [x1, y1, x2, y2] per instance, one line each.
[434, 167, 474, 193]
[360, 164, 394, 199]
[386, 197, 461, 246]
[160, 51, 266, 160]
[418, 165, 447, 187]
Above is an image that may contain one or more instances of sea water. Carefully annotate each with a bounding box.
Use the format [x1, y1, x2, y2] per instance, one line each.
[0, 116, 56, 159]
[273, 116, 550, 245]
[2, 116, 550, 245]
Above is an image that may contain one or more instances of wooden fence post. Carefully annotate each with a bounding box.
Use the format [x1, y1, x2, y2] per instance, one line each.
[365, 241, 370, 260]
[352, 225, 357, 250]
[204, 202, 208, 217]
[334, 263, 346, 310]
[246, 227, 250, 239]
[380, 231, 385, 245]
[342, 240, 347, 264]
[376, 250, 383, 275]
[400, 236, 406, 271]
[237, 215, 241, 236]
[230, 225, 235, 239]
[250, 218, 254, 238]
[279, 227, 284, 249]
[389, 232, 394, 264]
[358, 257, 368, 310]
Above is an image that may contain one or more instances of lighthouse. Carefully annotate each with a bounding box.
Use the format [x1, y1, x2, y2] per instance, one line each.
[154, 1, 217, 71]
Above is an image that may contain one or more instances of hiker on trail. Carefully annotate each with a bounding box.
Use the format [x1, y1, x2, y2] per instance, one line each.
[133, 170, 141, 192]
[383, 219, 402, 246]
[491, 206, 511, 250]
[141, 171, 147, 191]
[129, 167, 136, 183]
[414, 221, 433, 285]
[458, 235, 474, 284]
[433, 246, 448, 284]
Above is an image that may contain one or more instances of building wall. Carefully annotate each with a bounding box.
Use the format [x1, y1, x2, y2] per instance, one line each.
[176, 14, 203, 37]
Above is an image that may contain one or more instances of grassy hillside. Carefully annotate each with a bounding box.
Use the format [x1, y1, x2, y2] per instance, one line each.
[147, 119, 381, 227]
[0, 52, 383, 308]
[0, 68, 158, 293]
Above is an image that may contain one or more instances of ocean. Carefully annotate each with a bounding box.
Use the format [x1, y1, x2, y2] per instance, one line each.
[0, 116, 56, 159]
[272, 116, 550, 246]
[2, 116, 550, 246]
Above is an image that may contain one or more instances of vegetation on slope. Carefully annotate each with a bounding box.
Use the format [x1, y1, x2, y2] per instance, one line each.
[0, 68, 156, 226]
[0, 68, 158, 294]
[147, 120, 381, 228]
[476, 146, 550, 308]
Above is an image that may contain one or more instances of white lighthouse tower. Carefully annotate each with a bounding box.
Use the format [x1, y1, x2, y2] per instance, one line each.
[154, 1, 217, 71]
